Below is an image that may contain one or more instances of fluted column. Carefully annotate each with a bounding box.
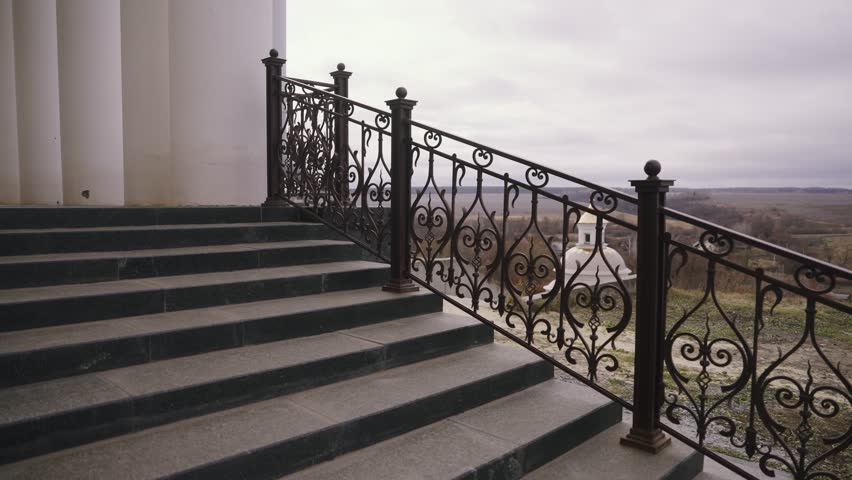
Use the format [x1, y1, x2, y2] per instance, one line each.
[0, 0, 20, 204]
[169, 0, 272, 205]
[57, 0, 124, 205]
[13, 0, 63, 205]
[121, 0, 172, 205]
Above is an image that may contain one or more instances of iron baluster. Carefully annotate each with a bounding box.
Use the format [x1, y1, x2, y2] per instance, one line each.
[383, 87, 418, 293]
[330, 63, 351, 203]
[262, 49, 286, 206]
[621, 159, 674, 453]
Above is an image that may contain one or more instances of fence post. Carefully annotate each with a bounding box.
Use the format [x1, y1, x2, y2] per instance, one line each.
[621, 159, 674, 453]
[383, 87, 419, 293]
[330, 63, 351, 201]
[262, 49, 286, 206]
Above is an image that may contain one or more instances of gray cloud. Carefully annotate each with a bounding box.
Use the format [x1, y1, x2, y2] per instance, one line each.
[289, 0, 852, 188]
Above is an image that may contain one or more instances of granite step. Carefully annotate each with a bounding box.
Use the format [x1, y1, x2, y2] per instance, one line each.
[0, 239, 361, 289]
[0, 288, 442, 386]
[0, 343, 551, 479]
[0, 261, 389, 331]
[0, 221, 333, 256]
[281, 380, 622, 480]
[524, 422, 704, 480]
[0, 206, 299, 230]
[0, 312, 493, 464]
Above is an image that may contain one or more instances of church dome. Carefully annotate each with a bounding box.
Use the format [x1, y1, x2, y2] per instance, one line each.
[540, 244, 633, 295]
[540, 204, 634, 295]
[564, 245, 632, 280]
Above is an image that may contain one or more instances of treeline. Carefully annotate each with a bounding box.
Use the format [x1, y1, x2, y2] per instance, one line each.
[667, 191, 745, 227]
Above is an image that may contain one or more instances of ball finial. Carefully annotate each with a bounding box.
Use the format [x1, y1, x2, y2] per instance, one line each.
[337, 63, 346, 71]
[644, 159, 662, 178]
[269, 49, 279, 58]
[395, 87, 408, 99]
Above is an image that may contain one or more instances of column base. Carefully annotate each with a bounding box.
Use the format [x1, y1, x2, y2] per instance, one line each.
[620, 428, 671, 453]
[262, 196, 288, 207]
[382, 278, 419, 293]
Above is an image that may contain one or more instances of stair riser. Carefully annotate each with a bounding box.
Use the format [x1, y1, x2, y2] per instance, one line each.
[0, 324, 495, 464]
[0, 223, 330, 256]
[173, 360, 554, 480]
[661, 451, 704, 480]
[521, 401, 622, 472]
[0, 243, 362, 289]
[0, 206, 300, 230]
[0, 266, 390, 331]
[0, 293, 444, 387]
[456, 401, 623, 480]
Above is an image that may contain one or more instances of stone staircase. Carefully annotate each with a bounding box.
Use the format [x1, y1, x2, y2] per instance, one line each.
[0, 206, 707, 479]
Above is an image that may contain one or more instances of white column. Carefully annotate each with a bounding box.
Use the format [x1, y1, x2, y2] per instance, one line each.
[273, 0, 286, 57]
[57, 0, 124, 205]
[0, 0, 20, 204]
[121, 0, 172, 205]
[274, 0, 286, 75]
[12, 0, 63, 205]
[169, 0, 272, 205]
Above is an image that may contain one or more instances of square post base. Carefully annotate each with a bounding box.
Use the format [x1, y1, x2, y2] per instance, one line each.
[262, 197, 288, 207]
[382, 279, 419, 293]
[620, 428, 671, 453]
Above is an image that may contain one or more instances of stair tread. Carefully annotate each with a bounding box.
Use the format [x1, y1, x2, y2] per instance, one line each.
[0, 312, 480, 427]
[282, 380, 613, 480]
[0, 239, 352, 265]
[0, 343, 542, 479]
[0, 221, 311, 235]
[0, 261, 387, 304]
[523, 422, 702, 480]
[0, 288, 431, 356]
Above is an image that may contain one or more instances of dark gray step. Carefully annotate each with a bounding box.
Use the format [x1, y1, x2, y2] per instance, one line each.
[0, 239, 361, 289]
[524, 422, 704, 480]
[0, 261, 389, 331]
[0, 221, 329, 256]
[0, 206, 299, 230]
[282, 380, 621, 480]
[0, 288, 442, 386]
[0, 312, 493, 464]
[0, 343, 551, 479]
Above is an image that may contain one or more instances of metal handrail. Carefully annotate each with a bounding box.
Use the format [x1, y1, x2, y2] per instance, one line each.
[264, 54, 852, 480]
[408, 119, 638, 206]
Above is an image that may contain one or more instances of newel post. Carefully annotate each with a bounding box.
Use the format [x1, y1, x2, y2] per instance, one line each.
[330, 63, 352, 201]
[262, 49, 286, 206]
[383, 87, 419, 293]
[621, 159, 674, 453]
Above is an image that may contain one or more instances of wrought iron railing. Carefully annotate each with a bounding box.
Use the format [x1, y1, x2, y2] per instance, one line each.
[261, 50, 852, 480]
[661, 210, 852, 479]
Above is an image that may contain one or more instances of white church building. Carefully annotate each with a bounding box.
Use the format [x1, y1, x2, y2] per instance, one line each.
[543, 208, 635, 293]
[0, 0, 287, 206]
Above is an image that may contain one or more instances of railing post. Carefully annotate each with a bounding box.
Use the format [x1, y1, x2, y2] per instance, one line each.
[621, 159, 674, 453]
[383, 87, 419, 293]
[262, 49, 286, 206]
[330, 63, 351, 201]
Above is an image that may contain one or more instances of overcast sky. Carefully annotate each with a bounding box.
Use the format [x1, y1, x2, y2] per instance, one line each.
[289, 1, 852, 188]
